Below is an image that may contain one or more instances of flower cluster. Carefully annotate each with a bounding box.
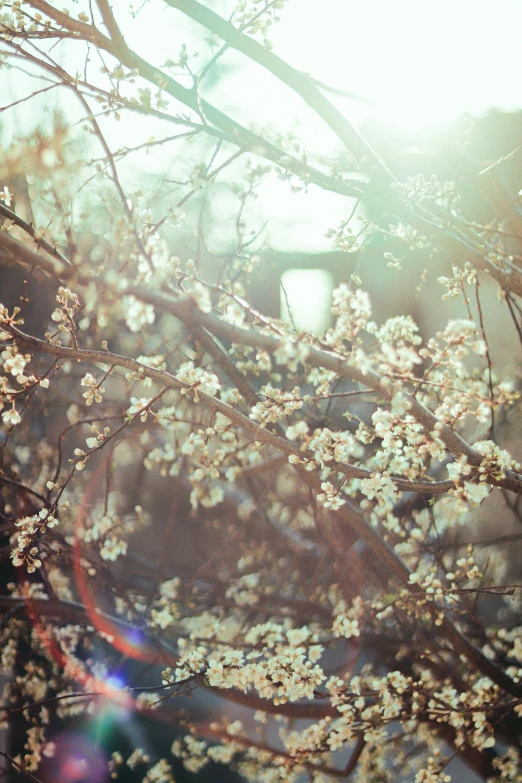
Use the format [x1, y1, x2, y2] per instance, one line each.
[10, 509, 57, 572]
[150, 577, 181, 629]
[81, 372, 105, 405]
[122, 294, 155, 332]
[176, 361, 220, 401]
[317, 480, 345, 509]
[327, 284, 372, 343]
[273, 339, 310, 371]
[50, 286, 80, 335]
[250, 384, 303, 426]
[308, 426, 361, 469]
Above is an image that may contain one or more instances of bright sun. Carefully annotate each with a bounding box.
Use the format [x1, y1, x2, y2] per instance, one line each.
[272, 0, 522, 132]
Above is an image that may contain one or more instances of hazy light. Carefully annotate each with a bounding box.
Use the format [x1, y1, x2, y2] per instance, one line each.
[281, 268, 334, 332]
[272, 0, 522, 131]
[3, 0, 521, 256]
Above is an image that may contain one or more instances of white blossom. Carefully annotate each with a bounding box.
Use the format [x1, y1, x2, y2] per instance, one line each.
[122, 295, 155, 332]
[2, 406, 21, 426]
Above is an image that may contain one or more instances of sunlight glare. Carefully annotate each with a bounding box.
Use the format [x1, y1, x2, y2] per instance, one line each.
[281, 268, 334, 333]
[272, 0, 522, 131]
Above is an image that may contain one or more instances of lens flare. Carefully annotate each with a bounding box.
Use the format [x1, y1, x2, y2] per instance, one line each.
[42, 732, 108, 783]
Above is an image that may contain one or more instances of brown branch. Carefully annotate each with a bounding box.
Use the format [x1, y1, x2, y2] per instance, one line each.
[0, 595, 161, 637]
[208, 686, 336, 720]
[342, 735, 366, 777]
[332, 501, 522, 698]
[0, 751, 44, 783]
[0, 228, 65, 278]
[95, 0, 129, 53]
[0, 596, 338, 721]
[2, 219, 520, 494]
[0, 203, 72, 267]
[0, 472, 50, 507]
[24, 0, 112, 45]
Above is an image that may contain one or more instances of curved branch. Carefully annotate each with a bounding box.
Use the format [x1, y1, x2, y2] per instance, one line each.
[0, 228, 66, 279]
[0, 203, 72, 268]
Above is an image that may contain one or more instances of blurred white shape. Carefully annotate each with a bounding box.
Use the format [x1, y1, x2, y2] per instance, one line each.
[280, 268, 334, 333]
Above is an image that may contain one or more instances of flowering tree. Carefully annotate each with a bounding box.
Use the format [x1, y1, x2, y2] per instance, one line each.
[1, 2, 522, 782]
